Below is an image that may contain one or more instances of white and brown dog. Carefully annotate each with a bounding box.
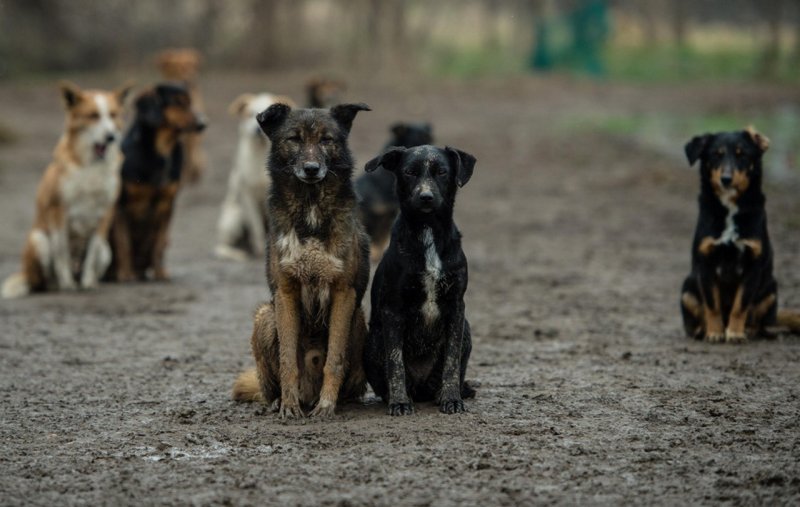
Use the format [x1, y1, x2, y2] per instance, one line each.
[215, 93, 296, 261]
[2, 81, 131, 298]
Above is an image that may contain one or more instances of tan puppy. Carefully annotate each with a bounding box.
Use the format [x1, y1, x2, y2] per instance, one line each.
[2, 81, 131, 298]
[215, 92, 296, 261]
[155, 48, 206, 184]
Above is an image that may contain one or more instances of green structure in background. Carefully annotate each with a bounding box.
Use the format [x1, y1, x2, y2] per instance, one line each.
[530, 0, 609, 77]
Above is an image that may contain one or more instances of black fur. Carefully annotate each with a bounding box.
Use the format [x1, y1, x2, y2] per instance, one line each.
[363, 145, 477, 415]
[355, 122, 434, 260]
[680, 129, 777, 341]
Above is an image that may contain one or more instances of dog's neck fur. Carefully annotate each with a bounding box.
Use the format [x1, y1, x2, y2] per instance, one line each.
[122, 121, 183, 183]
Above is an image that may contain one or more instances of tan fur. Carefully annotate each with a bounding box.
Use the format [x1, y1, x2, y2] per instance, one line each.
[698, 236, 716, 257]
[725, 285, 748, 343]
[704, 285, 725, 342]
[2, 82, 129, 298]
[155, 48, 206, 184]
[776, 310, 800, 331]
[737, 238, 762, 258]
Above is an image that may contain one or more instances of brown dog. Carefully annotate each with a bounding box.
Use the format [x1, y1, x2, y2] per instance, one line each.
[155, 48, 207, 184]
[232, 102, 371, 419]
[107, 84, 205, 282]
[2, 81, 130, 298]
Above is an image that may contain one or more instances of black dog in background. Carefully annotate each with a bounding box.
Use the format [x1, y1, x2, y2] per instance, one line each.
[680, 127, 800, 342]
[363, 145, 476, 415]
[355, 122, 433, 262]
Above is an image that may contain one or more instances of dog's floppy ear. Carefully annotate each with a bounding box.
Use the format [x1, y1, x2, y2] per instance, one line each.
[390, 123, 408, 138]
[256, 103, 291, 139]
[365, 146, 406, 174]
[59, 81, 83, 109]
[745, 125, 770, 153]
[684, 134, 711, 166]
[330, 103, 371, 134]
[445, 146, 477, 188]
[228, 93, 254, 117]
[135, 88, 163, 127]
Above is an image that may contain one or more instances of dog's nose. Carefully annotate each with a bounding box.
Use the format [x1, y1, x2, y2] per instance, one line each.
[194, 114, 208, 132]
[419, 190, 434, 202]
[105, 133, 116, 144]
[720, 175, 733, 187]
[303, 162, 320, 176]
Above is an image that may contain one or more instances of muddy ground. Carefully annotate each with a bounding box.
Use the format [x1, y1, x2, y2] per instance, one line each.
[1, 71, 799, 506]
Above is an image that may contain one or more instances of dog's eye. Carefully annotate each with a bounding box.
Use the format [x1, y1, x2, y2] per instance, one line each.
[321, 136, 334, 144]
[735, 147, 742, 157]
[286, 135, 301, 143]
[88, 112, 100, 120]
[437, 167, 448, 176]
[403, 167, 417, 176]
[110, 111, 119, 119]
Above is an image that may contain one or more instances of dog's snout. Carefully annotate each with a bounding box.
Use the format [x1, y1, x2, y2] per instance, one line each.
[194, 113, 208, 132]
[303, 162, 321, 176]
[105, 133, 117, 144]
[720, 175, 733, 187]
[419, 190, 434, 202]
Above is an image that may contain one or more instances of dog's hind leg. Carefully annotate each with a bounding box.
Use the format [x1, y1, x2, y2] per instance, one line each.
[310, 286, 357, 418]
[460, 319, 476, 399]
[2, 230, 50, 298]
[680, 276, 704, 339]
[240, 190, 266, 257]
[216, 203, 248, 261]
[246, 302, 280, 404]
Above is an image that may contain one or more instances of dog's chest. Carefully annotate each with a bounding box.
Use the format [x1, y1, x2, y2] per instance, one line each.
[61, 160, 119, 238]
[419, 227, 443, 327]
[717, 193, 739, 244]
[276, 229, 343, 285]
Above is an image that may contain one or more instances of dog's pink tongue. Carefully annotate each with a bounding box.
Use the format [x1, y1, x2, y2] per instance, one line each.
[94, 143, 108, 159]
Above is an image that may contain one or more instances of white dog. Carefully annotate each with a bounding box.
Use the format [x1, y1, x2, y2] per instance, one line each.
[215, 93, 295, 261]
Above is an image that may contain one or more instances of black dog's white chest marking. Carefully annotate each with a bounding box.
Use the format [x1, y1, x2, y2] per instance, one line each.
[420, 226, 442, 327]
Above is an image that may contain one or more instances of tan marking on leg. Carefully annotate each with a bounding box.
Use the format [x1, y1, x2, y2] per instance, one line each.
[311, 285, 356, 418]
[682, 291, 702, 318]
[725, 285, 748, 343]
[737, 238, 762, 258]
[698, 236, 717, 257]
[704, 285, 725, 343]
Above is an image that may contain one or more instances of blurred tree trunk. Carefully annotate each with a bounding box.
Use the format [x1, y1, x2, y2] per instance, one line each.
[759, 0, 784, 78]
[671, 0, 688, 47]
[246, 0, 282, 68]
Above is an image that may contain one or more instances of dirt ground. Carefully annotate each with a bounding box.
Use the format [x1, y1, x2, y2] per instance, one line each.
[1, 71, 799, 506]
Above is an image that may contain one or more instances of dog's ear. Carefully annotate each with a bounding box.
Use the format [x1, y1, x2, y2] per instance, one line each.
[365, 147, 406, 174]
[446, 146, 477, 188]
[684, 134, 712, 166]
[390, 123, 408, 138]
[59, 81, 83, 109]
[273, 95, 297, 108]
[744, 126, 770, 153]
[135, 89, 163, 127]
[228, 93, 254, 117]
[256, 103, 291, 139]
[114, 81, 134, 106]
[330, 103, 371, 134]
[422, 122, 433, 134]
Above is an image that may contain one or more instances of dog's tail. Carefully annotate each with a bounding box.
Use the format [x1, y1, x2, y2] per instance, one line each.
[777, 310, 800, 333]
[232, 368, 263, 402]
[2, 273, 30, 299]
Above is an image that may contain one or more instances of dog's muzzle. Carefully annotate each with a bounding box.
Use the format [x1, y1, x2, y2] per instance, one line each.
[297, 161, 327, 184]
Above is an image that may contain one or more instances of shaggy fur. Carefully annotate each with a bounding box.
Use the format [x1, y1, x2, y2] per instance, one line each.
[363, 145, 477, 416]
[232, 102, 371, 419]
[106, 83, 205, 282]
[2, 81, 130, 298]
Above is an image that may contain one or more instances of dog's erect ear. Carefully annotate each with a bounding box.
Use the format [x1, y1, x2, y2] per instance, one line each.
[228, 93, 254, 117]
[114, 82, 134, 105]
[135, 89, 163, 127]
[256, 103, 291, 139]
[59, 81, 83, 109]
[390, 123, 408, 138]
[365, 147, 406, 174]
[273, 95, 297, 108]
[423, 123, 433, 134]
[330, 103, 371, 134]
[745, 126, 770, 153]
[446, 146, 477, 188]
[684, 134, 711, 166]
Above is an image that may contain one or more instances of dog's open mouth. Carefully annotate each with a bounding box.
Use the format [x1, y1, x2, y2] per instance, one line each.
[93, 142, 110, 159]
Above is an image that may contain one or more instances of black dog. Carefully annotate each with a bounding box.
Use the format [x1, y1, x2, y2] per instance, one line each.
[679, 127, 782, 343]
[355, 122, 433, 262]
[363, 145, 476, 415]
[107, 83, 206, 281]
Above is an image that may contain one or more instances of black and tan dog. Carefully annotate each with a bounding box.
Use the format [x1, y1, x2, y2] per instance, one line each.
[363, 145, 477, 415]
[232, 102, 371, 419]
[305, 78, 346, 108]
[107, 83, 206, 282]
[680, 127, 800, 342]
[356, 122, 434, 262]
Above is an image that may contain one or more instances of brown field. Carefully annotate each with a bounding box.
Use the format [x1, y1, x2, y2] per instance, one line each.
[1, 72, 799, 505]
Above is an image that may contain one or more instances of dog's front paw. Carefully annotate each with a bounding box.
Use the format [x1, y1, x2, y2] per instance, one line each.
[278, 396, 305, 420]
[116, 270, 137, 283]
[153, 268, 170, 282]
[440, 398, 466, 414]
[309, 399, 336, 418]
[388, 402, 414, 416]
[704, 332, 725, 344]
[725, 329, 747, 344]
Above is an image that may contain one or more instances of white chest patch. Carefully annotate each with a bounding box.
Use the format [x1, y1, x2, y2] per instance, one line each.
[718, 192, 739, 244]
[420, 226, 442, 327]
[276, 229, 343, 284]
[61, 158, 120, 241]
